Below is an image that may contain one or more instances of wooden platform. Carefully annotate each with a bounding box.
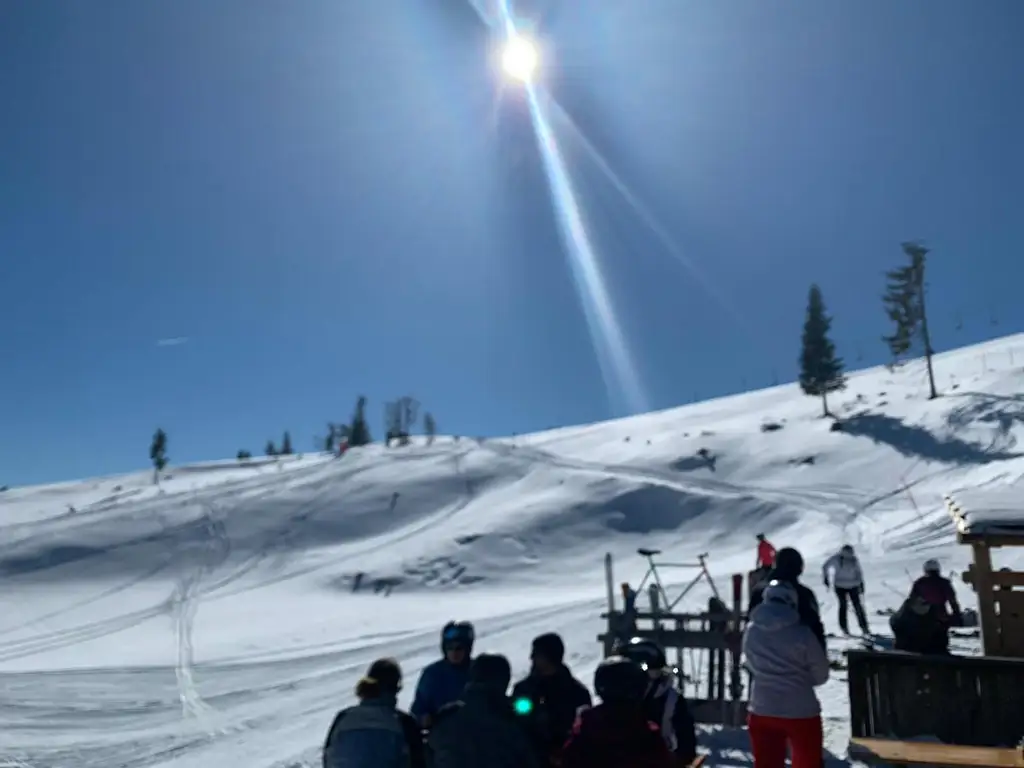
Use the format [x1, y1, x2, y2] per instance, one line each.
[848, 650, 1024, 748]
[849, 737, 1024, 767]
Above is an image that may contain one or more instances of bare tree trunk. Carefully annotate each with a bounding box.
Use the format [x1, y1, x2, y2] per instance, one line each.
[821, 390, 829, 417]
[916, 264, 938, 399]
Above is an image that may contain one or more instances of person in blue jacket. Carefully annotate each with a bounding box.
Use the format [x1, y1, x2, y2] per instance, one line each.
[411, 620, 475, 729]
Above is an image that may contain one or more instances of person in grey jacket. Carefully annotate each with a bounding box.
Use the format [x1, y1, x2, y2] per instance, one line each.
[742, 580, 830, 768]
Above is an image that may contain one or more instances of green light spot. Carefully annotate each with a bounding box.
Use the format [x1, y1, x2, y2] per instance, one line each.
[513, 697, 533, 715]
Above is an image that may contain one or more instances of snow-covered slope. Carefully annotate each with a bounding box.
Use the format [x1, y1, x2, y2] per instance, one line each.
[3, 334, 1024, 767]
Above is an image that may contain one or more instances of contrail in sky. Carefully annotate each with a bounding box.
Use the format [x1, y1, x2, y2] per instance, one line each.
[157, 337, 189, 347]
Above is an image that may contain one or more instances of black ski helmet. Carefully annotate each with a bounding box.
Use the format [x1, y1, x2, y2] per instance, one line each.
[594, 656, 648, 703]
[613, 636, 666, 670]
[773, 547, 804, 579]
[441, 621, 475, 653]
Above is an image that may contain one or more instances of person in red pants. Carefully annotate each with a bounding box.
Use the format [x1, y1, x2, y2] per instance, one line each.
[742, 580, 830, 768]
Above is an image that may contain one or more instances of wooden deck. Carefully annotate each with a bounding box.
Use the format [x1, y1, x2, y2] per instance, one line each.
[848, 650, 1024, 749]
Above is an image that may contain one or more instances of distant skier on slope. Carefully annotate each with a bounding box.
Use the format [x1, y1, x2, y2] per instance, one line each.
[821, 544, 870, 635]
[561, 657, 674, 768]
[411, 621, 474, 729]
[743, 581, 830, 768]
[890, 558, 962, 655]
[749, 547, 826, 651]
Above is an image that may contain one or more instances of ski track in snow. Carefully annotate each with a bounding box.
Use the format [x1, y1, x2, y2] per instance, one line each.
[3, 336, 1024, 767]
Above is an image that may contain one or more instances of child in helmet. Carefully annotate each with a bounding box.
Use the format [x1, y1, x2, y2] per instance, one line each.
[561, 656, 673, 768]
[616, 637, 699, 766]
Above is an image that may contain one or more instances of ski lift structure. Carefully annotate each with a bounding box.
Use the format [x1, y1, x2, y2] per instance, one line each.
[598, 547, 749, 727]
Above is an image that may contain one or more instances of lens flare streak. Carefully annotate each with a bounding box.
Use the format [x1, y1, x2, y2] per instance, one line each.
[494, 1, 647, 416]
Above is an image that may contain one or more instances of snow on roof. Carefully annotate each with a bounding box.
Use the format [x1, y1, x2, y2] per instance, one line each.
[946, 486, 1024, 538]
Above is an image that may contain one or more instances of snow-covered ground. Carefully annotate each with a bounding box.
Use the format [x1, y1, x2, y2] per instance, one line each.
[3, 334, 1024, 768]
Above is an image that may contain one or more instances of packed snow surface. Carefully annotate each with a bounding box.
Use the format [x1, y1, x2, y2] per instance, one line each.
[3, 334, 1024, 767]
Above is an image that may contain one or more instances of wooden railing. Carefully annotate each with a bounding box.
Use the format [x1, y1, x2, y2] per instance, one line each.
[848, 650, 1024, 748]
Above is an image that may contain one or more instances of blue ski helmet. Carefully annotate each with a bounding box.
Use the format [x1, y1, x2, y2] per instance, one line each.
[441, 621, 475, 653]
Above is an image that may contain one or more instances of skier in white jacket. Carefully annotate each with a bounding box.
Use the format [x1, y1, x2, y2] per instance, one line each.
[821, 545, 870, 635]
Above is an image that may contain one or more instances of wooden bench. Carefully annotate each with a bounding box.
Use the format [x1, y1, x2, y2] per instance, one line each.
[849, 737, 1024, 768]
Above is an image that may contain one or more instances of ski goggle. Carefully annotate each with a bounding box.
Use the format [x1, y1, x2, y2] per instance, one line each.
[442, 626, 473, 645]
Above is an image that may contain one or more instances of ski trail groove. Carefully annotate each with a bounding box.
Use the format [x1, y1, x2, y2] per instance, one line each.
[172, 501, 233, 734]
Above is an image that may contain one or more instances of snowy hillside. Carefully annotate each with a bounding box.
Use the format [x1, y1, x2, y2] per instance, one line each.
[3, 334, 1024, 768]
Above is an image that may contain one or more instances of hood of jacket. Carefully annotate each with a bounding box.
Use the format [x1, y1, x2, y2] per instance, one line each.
[750, 599, 801, 632]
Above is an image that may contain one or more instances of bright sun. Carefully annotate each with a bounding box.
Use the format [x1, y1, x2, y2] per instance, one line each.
[501, 35, 539, 83]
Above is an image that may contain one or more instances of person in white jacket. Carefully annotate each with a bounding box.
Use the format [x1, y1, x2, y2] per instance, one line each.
[822, 544, 869, 635]
[743, 580, 830, 768]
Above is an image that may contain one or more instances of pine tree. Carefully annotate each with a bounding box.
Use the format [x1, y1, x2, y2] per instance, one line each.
[424, 412, 437, 445]
[265, 439, 277, 456]
[882, 241, 937, 399]
[348, 395, 372, 447]
[799, 284, 847, 417]
[237, 449, 252, 461]
[150, 429, 168, 484]
[281, 431, 293, 455]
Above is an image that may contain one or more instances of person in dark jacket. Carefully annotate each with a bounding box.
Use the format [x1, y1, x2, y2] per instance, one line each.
[748, 547, 826, 652]
[561, 656, 673, 768]
[411, 621, 474, 729]
[615, 637, 698, 766]
[511, 633, 592, 766]
[891, 558, 962, 654]
[322, 657, 426, 768]
[428, 653, 540, 768]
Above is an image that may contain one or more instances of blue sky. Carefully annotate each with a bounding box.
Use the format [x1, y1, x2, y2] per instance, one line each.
[2, 1, 1023, 486]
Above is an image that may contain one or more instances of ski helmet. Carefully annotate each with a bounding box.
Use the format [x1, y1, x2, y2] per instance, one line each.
[441, 621, 475, 653]
[755, 533, 766, 541]
[614, 637, 666, 671]
[762, 580, 799, 611]
[923, 558, 941, 575]
[773, 547, 804, 578]
[841, 544, 854, 555]
[594, 656, 648, 703]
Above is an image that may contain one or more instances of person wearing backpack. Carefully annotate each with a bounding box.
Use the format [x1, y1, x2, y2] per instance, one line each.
[891, 558, 962, 654]
[322, 657, 426, 768]
[748, 547, 826, 652]
[615, 637, 699, 766]
[561, 656, 674, 768]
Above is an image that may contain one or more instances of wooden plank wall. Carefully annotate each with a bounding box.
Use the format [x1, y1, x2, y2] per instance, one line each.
[848, 650, 1024, 747]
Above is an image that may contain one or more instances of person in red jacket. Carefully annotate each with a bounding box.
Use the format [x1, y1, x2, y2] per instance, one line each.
[756, 534, 776, 570]
[561, 657, 673, 768]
